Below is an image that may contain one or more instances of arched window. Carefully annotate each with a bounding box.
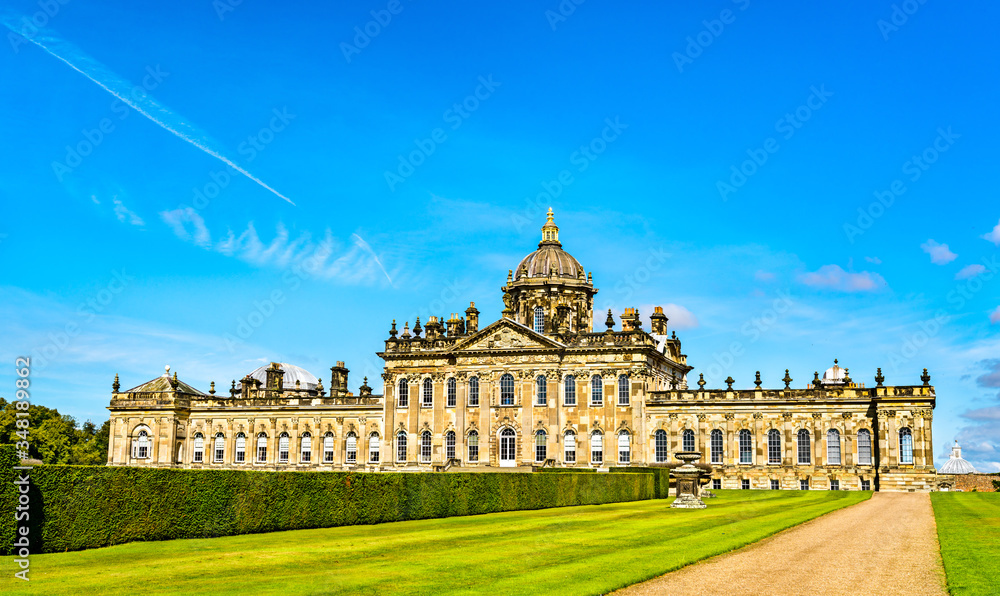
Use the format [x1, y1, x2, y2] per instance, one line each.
[345, 433, 357, 463]
[235, 432, 246, 463]
[564, 375, 576, 406]
[767, 429, 781, 464]
[590, 431, 603, 464]
[591, 375, 603, 405]
[654, 429, 668, 462]
[398, 378, 408, 407]
[682, 429, 695, 452]
[618, 431, 630, 464]
[279, 433, 290, 463]
[710, 429, 723, 464]
[797, 429, 810, 464]
[565, 431, 577, 462]
[422, 378, 433, 407]
[899, 427, 913, 464]
[467, 431, 479, 462]
[447, 378, 457, 407]
[536, 375, 547, 406]
[256, 433, 267, 463]
[534, 306, 544, 334]
[857, 429, 872, 465]
[420, 431, 432, 463]
[826, 429, 841, 465]
[739, 429, 753, 464]
[468, 376, 480, 406]
[618, 375, 629, 406]
[324, 432, 335, 463]
[135, 430, 150, 459]
[396, 431, 407, 462]
[535, 430, 547, 462]
[193, 433, 204, 463]
[445, 430, 456, 460]
[500, 373, 515, 405]
[214, 433, 225, 463]
[300, 432, 312, 463]
[368, 433, 380, 463]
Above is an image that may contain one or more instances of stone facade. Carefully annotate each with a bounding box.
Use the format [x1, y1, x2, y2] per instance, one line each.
[106, 209, 940, 491]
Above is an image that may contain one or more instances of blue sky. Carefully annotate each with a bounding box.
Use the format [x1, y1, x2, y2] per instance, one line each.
[1, 0, 998, 470]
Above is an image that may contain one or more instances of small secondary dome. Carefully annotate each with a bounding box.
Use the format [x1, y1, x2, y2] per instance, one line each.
[512, 208, 586, 281]
[822, 359, 846, 384]
[939, 441, 977, 474]
[246, 362, 318, 390]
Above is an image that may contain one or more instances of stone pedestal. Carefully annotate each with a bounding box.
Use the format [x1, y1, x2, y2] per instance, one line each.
[670, 451, 707, 509]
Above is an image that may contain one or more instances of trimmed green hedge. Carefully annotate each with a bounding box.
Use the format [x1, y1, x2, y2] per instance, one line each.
[0, 445, 17, 553]
[610, 467, 672, 499]
[2, 464, 655, 554]
[536, 467, 597, 473]
[994, 479, 1000, 491]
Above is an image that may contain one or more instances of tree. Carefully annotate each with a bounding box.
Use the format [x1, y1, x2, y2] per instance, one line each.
[0, 398, 110, 465]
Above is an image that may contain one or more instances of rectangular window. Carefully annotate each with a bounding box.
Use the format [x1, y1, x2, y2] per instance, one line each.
[468, 434, 479, 462]
[590, 434, 603, 464]
[447, 379, 456, 408]
[800, 480, 809, 491]
[369, 435, 380, 463]
[710, 431, 723, 464]
[235, 436, 246, 463]
[861, 479, 871, 491]
[830, 480, 840, 491]
[565, 433, 576, 463]
[741, 479, 750, 490]
[536, 377, 547, 406]
[564, 378, 576, 406]
[346, 435, 357, 463]
[740, 432, 753, 464]
[770, 479, 779, 490]
[214, 445, 224, 463]
[194, 450, 203, 463]
[469, 378, 479, 406]
[712, 479, 721, 490]
[534, 307, 544, 334]
[858, 432, 872, 465]
[535, 434, 546, 463]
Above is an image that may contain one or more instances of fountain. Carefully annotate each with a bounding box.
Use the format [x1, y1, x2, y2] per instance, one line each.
[670, 451, 707, 509]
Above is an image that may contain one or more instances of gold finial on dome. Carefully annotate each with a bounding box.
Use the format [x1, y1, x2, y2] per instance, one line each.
[540, 207, 560, 246]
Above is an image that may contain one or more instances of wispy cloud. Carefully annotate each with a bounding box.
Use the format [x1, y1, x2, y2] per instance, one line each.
[754, 270, 775, 282]
[955, 264, 986, 280]
[0, 10, 294, 206]
[864, 256, 882, 265]
[799, 264, 886, 292]
[991, 306, 1000, 325]
[112, 198, 145, 226]
[159, 208, 391, 285]
[983, 219, 1000, 246]
[921, 239, 957, 265]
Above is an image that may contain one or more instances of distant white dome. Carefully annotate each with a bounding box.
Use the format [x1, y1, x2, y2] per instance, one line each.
[940, 441, 977, 474]
[822, 359, 846, 384]
[246, 362, 318, 390]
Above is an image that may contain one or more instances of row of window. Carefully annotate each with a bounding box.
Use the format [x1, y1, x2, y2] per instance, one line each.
[662, 427, 914, 466]
[131, 427, 915, 466]
[397, 374, 632, 408]
[724, 478, 869, 491]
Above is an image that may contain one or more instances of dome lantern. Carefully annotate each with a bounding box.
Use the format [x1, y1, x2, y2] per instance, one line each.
[540, 207, 560, 246]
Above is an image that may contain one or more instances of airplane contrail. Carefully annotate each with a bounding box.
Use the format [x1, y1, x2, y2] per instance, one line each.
[352, 233, 394, 286]
[1, 11, 295, 206]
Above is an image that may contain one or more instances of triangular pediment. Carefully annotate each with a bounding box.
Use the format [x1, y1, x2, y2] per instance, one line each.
[453, 318, 565, 352]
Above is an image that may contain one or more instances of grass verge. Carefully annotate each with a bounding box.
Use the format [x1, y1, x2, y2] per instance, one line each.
[931, 492, 1000, 595]
[3, 490, 868, 595]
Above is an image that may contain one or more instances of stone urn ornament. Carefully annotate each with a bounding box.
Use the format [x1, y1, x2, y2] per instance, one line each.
[670, 451, 707, 509]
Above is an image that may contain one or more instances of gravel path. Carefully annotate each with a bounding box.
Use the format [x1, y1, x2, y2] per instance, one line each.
[613, 492, 947, 596]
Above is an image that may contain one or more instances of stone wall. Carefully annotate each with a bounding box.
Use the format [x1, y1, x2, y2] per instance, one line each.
[952, 473, 1000, 492]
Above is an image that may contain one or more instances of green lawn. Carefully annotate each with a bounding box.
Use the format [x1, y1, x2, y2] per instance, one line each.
[932, 492, 1000, 596]
[4, 490, 868, 595]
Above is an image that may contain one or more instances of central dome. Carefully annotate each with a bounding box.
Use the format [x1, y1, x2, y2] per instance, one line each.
[512, 208, 586, 281]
